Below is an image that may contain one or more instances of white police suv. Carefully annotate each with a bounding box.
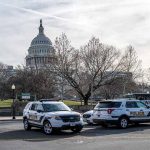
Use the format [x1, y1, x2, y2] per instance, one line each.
[83, 110, 94, 124]
[23, 100, 83, 134]
[92, 99, 150, 128]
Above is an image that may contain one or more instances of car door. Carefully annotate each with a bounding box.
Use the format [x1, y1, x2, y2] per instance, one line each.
[126, 101, 142, 121]
[28, 103, 38, 124]
[136, 101, 150, 121]
[35, 104, 45, 125]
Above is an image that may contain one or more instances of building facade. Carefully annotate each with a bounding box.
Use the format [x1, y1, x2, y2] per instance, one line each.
[26, 19, 55, 68]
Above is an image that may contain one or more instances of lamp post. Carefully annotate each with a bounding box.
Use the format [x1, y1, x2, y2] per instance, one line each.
[11, 84, 15, 119]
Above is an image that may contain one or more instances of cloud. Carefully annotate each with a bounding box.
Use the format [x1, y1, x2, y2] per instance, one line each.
[0, 0, 150, 68]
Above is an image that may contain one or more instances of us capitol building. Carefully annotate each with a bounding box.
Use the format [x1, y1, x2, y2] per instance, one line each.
[25, 19, 55, 68]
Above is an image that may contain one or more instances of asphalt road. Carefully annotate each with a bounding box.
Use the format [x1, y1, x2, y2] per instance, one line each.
[1, 121, 150, 150]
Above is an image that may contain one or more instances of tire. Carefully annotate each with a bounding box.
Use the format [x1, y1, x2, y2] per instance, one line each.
[23, 118, 31, 131]
[43, 121, 53, 135]
[119, 117, 129, 129]
[71, 126, 83, 133]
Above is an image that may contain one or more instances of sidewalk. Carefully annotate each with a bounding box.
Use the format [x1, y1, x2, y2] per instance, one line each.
[0, 116, 22, 121]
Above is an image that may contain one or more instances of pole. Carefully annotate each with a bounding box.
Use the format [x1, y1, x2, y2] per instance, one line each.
[91, 81, 93, 105]
[12, 89, 15, 119]
[61, 77, 64, 102]
[34, 94, 37, 101]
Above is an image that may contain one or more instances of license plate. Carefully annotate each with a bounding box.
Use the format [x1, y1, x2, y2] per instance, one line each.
[70, 123, 75, 126]
[130, 111, 144, 116]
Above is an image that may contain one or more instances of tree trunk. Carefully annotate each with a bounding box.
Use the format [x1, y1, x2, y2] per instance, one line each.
[84, 99, 88, 105]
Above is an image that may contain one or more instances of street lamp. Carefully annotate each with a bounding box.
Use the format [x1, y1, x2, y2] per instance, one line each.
[11, 84, 16, 119]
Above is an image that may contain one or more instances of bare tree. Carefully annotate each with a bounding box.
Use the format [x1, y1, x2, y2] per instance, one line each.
[98, 77, 137, 99]
[121, 45, 142, 94]
[143, 68, 150, 93]
[121, 45, 142, 78]
[0, 62, 11, 99]
[54, 34, 122, 105]
[0, 62, 7, 80]
[10, 66, 56, 100]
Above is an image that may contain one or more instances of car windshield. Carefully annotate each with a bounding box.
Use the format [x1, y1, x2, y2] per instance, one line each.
[94, 101, 121, 109]
[42, 103, 71, 112]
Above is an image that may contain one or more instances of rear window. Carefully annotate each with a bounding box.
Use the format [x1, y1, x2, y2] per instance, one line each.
[95, 102, 121, 109]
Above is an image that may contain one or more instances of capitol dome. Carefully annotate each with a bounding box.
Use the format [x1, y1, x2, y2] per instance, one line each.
[31, 26, 52, 46]
[31, 34, 52, 46]
[26, 19, 55, 68]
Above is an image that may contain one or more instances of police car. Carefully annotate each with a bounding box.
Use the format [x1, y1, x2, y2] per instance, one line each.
[92, 99, 150, 128]
[23, 100, 83, 134]
[83, 110, 94, 124]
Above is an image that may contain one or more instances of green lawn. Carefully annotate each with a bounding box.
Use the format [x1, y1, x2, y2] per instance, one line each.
[0, 99, 13, 108]
[0, 99, 81, 108]
[63, 100, 81, 106]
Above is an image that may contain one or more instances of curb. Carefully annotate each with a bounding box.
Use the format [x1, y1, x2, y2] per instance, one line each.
[0, 119, 22, 121]
[0, 117, 23, 121]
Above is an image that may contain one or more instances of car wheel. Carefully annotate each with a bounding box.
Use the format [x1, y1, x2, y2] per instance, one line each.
[119, 117, 129, 129]
[24, 118, 31, 130]
[71, 126, 83, 133]
[43, 121, 53, 135]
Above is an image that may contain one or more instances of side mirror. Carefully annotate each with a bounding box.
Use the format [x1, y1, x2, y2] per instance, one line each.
[70, 107, 74, 111]
[37, 109, 43, 113]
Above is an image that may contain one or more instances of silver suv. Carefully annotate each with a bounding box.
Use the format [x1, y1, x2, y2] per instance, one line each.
[92, 99, 150, 128]
[23, 101, 83, 134]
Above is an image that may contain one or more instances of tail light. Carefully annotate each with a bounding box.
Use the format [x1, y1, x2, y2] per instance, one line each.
[107, 109, 115, 114]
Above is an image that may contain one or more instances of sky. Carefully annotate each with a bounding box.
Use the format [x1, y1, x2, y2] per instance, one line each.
[0, 0, 150, 68]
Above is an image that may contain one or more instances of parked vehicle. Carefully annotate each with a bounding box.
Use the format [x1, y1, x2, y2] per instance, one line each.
[83, 110, 94, 124]
[123, 93, 150, 106]
[23, 100, 83, 135]
[92, 99, 150, 128]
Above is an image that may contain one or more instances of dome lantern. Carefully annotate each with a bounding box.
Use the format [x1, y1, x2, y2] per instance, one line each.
[39, 19, 44, 34]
